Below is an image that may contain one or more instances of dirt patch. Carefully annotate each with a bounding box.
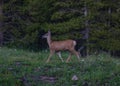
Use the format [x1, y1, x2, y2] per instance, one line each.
[20, 75, 57, 86]
[39, 75, 57, 83]
[14, 61, 30, 66]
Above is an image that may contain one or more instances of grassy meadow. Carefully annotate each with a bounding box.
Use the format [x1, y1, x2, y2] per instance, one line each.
[0, 47, 120, 86]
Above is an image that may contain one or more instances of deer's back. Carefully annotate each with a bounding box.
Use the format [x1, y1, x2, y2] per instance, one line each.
[50, 40, 76, 51]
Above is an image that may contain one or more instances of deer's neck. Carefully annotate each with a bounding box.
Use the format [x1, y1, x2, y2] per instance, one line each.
[47, 35, 52, 47]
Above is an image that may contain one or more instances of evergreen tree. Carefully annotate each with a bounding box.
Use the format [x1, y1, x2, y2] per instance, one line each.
[2, 0, 120, 55]
[0, 0, 3, 46]
[3, 0, 29, 47]
[43, 0, 84, 40]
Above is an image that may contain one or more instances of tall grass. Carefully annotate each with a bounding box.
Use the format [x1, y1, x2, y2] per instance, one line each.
[0, 47, 120, 86]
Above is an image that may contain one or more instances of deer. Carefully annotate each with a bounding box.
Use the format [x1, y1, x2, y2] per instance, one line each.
[42, 31, 80, 63]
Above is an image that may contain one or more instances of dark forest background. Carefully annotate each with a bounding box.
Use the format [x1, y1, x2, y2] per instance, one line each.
[0, 0, 120, 56]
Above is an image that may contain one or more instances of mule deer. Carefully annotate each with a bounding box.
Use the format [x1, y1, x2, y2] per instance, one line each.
[42, 31, 80, 63]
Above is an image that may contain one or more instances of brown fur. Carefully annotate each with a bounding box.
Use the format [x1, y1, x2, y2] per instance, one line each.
[42, 31, 80, 63]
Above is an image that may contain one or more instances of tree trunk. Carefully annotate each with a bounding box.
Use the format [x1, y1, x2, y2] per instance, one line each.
[108, 7, 111, 27]
[108, 7, 112, 56]
[0, 0, 3, 46]
[84, 1, 89, 56]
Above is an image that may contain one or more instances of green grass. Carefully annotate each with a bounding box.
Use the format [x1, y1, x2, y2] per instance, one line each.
[0, 47, 120, 86]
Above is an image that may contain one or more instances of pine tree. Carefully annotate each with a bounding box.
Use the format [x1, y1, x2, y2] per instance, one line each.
[2, 0, 120, 55]
[43, 0, 84, 40]
[0, 0, 3, 46]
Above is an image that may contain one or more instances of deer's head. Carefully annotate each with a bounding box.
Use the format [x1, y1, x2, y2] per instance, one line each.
[42, 31, 51, 38]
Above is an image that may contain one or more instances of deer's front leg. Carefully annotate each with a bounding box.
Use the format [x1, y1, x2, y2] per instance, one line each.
[72, 50, 80, 61]
[46, 50, 55, 63]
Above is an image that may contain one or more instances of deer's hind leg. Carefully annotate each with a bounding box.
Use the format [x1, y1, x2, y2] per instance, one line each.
[72, 49, 80, 61]
[66, 52, 72, 63]
[67, 48, 80, 62]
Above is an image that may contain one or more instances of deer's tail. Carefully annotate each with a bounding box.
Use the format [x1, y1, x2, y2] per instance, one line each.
[73, 41, 77, 46]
